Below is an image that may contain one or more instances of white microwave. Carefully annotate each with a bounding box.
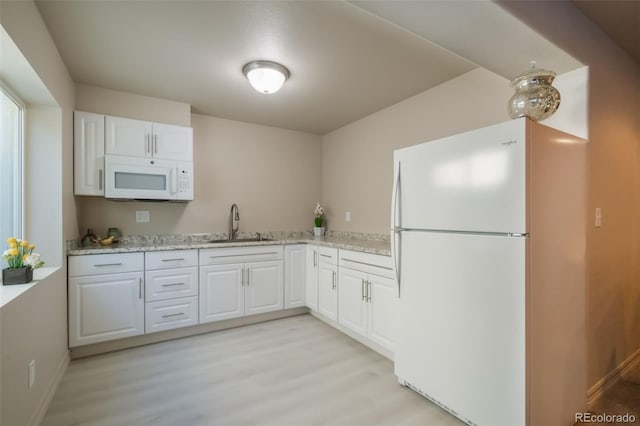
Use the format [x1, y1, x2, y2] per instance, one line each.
[105, 155, 193, 201]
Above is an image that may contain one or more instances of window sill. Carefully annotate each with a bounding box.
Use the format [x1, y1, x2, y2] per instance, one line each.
[0, 266, 60, 309]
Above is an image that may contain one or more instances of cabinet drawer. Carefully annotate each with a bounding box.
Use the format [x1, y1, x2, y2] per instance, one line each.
[145, 296, 198, 333]
[145, 267, 198, 302]
[69, 253, 144, 277]
[200, 245, 284, 266]
[318, 246, 338, 265]
[145, 250, 198, 270]
[339, 249, 394, 279]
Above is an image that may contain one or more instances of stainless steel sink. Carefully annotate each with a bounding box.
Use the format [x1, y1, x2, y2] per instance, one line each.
[207, 237, 273, 243]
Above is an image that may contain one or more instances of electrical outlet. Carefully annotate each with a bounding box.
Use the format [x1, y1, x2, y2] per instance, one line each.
[28, 360, 35, 388]
[595, 207, 602, 228]
[346, 211, 351, 222]
[136, 210, 150, 223]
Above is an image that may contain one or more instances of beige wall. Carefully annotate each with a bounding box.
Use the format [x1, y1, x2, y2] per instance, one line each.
[76, 113, 322, 236]
[321, 68, 512, 234]
[75, 84, 191, 127]
[0, 1, 75, 425]
[499, 0, 640, 391]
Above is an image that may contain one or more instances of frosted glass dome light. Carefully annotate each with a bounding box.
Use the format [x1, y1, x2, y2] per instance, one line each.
[242, 61, 290, 94]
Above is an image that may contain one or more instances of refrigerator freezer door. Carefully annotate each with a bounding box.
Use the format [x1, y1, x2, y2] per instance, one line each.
[394, 119, 527, 234]
[395, 231, 526, 426]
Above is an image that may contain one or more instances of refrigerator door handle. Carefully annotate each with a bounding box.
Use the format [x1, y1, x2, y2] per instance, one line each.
[391, 161, 401, 229]
[391, 161, 402, 297]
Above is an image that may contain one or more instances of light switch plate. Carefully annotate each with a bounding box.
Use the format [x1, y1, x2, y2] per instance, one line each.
[136, 210, 150, 223]
[346, 211, 351, 222]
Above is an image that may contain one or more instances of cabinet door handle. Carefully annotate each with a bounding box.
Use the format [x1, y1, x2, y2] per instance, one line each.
[313, 250, 317, 267]
[139, 278, 143, 299]
[161, 312, 184, 319]
[94, 263, 122, 267]
[241, 268, 245, 286]
[98, 169, 103, 190]
[367, 280, 372, 303]
[154, 134, 158, 154]
[332, 271, 336, 290]
[247, 268, 251, 286]
[361, 278, 366, 301]
[161, 283, 184, 287]
[145, 134, 149, 154]
[161, 258, 185, 262]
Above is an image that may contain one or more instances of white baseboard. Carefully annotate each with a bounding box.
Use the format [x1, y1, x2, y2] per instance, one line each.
[29, 350, 69, 426]
[587, 347, 640, 409]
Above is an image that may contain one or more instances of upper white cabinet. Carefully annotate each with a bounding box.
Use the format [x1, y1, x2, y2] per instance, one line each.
[74, 111, 194, 197]
[105, 115, 193, 161]
[74, 111, 105, 195]
[284, 244, 306, 309]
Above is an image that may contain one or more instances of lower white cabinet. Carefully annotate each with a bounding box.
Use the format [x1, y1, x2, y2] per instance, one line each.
[68, 253, 145, 347]
[338, 250, 398, 352]
[145, 296, 198, 333]
[67, 243, 396, 354]
[284, 244, 306, 309]
[199, 246, 284, 324]
[305, 245, 319, 311]
[317, 247, 338, 321]
[144, 250, 199, 333]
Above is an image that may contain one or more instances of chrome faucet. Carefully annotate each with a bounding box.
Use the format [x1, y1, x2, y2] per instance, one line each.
[229, 203, 240, 240]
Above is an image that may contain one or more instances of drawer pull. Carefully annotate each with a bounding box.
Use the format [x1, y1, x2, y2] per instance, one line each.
[94, 263, 123, 267]
[161, 283, 184, 287]
[161, 312, 184, 319]
[161, 258, 185, 262]
[320, 254, 333, 258]
[210, 252, 279, 259]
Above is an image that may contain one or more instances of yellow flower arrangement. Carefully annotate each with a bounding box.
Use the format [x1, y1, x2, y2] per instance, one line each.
[2, 237, 44, 269]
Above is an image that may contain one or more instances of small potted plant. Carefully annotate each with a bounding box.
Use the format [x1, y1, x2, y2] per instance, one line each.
[2, 237, 45, 285]
[313, 202, 326, 237]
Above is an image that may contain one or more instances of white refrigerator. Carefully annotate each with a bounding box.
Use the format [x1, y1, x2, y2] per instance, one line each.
[391, 118, 587, 426]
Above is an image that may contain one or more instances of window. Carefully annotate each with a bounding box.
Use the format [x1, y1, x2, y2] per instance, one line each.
[0, 84, 24, 241]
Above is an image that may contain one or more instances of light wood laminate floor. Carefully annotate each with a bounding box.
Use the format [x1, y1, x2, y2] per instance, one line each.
[43, 314, 464, 426]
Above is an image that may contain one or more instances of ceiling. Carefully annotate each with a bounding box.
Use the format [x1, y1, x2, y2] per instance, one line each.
[35, 0, 476, 135]
[32, 1, 632, 135]
[572, 0, 640, 65]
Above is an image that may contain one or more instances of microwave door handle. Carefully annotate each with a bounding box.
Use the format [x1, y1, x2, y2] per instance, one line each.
[170, 168, 177, 195]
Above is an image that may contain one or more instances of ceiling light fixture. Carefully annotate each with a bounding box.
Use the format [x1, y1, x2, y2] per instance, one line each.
[242, 60, 290, 94]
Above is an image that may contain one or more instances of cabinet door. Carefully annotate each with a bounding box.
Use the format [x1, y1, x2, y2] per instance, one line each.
[284, 245, 306, 309]
[105, 115, 152, 157]
[199, 264, 244, 323]
[318, 262, 338, 321]
[69, 272, 144, 347]
[305, 246, 319, 311]
[245, 260, 283, 316]
[74, 111, 105, 195]
[152, 122, 193, 161]
[338, 267, 367, 336]
[367, 274, 398, 352]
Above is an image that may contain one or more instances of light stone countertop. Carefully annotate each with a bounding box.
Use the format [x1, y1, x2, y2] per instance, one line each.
[67, 232, 391, 257]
